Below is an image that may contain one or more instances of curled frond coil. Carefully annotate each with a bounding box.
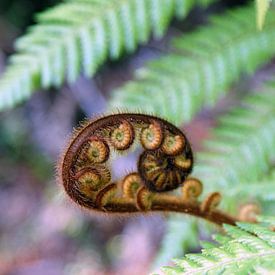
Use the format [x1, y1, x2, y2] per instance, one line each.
[59, 113, 237, 226]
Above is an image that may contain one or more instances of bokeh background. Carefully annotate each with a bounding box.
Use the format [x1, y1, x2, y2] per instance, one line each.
[0, 0, 264, 274]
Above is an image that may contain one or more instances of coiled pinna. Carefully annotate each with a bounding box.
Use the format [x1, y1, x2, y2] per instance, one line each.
[60, 114, 193, 209]
[59, 113, 237, 226]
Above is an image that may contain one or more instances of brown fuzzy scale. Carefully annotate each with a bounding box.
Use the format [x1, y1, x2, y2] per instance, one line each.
[59, 113, 239, 227]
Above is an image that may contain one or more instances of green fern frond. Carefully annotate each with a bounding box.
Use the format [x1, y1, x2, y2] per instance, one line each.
[256, 0, 272, 30]
[194, 82, 275, 207]
[162, 219, 275, 275]
[154, 82, 275, 267]
[110, 5, 275, 125]
[0, 0, 214, 111]
[258, 215, 275, 226]
[225, 171, 275, 203]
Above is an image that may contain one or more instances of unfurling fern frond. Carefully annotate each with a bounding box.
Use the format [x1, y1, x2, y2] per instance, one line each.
[194, 82, 275, 207]
[110, 5, 275, 125]
[162, 218, 275, 275]
[0, 0, 214, 111]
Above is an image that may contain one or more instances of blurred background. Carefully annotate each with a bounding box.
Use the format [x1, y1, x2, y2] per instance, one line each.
[0, 0, 265, 274]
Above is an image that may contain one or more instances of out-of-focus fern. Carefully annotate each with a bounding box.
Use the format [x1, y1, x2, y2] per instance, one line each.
[0, 0, 214, 111]
[256, 0, 272, 29]
[110, 5, 275, 125]
[162, 217, 275, 275]
[152, 217, 216, 270]
[194, 82, 275, 209]
[152, 217, 198, 269]
[153, 83, 275, 267]
[226, 171, 275, 203]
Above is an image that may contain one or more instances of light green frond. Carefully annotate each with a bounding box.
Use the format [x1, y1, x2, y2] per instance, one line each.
[162, 219, 275, 275]
[110, 5, 275, 125]
[154, 82, 275, 267]
[0, 0, 214, 111]
[194, 83, 275, 208]
[225, 171, 275, 203]
[258, 215, 275, 226]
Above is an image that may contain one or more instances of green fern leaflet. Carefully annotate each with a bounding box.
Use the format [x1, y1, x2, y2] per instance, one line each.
[0, 0, 214, 111]
[194, 82, 275, 208]
[110, 5, 275, 125]
[162, 218, 275, 274]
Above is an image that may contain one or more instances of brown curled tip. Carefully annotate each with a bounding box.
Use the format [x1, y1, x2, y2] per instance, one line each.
[136, 186, 153, 211]
[182, 178, 203, 202]
[122, 173, 142, 199]
[238, 203, 260, 223]
[201, 192, 222, 213]
[174, 155, 192, 170]
[162, 134, 185, 156]
[138, 151, 189, 192]
[75, 168, 101, 192]
[110, 120, 135, 150]
[87, 138, 109, 164]
[140, 122, 163, 150]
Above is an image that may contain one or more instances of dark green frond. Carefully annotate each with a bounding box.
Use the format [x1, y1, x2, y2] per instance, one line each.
[0, 0, 214, 111]
[110, 5, 275, 125]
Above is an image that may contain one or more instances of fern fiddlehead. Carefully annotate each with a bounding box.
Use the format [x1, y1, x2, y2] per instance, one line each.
[59, 113, 242, 226]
